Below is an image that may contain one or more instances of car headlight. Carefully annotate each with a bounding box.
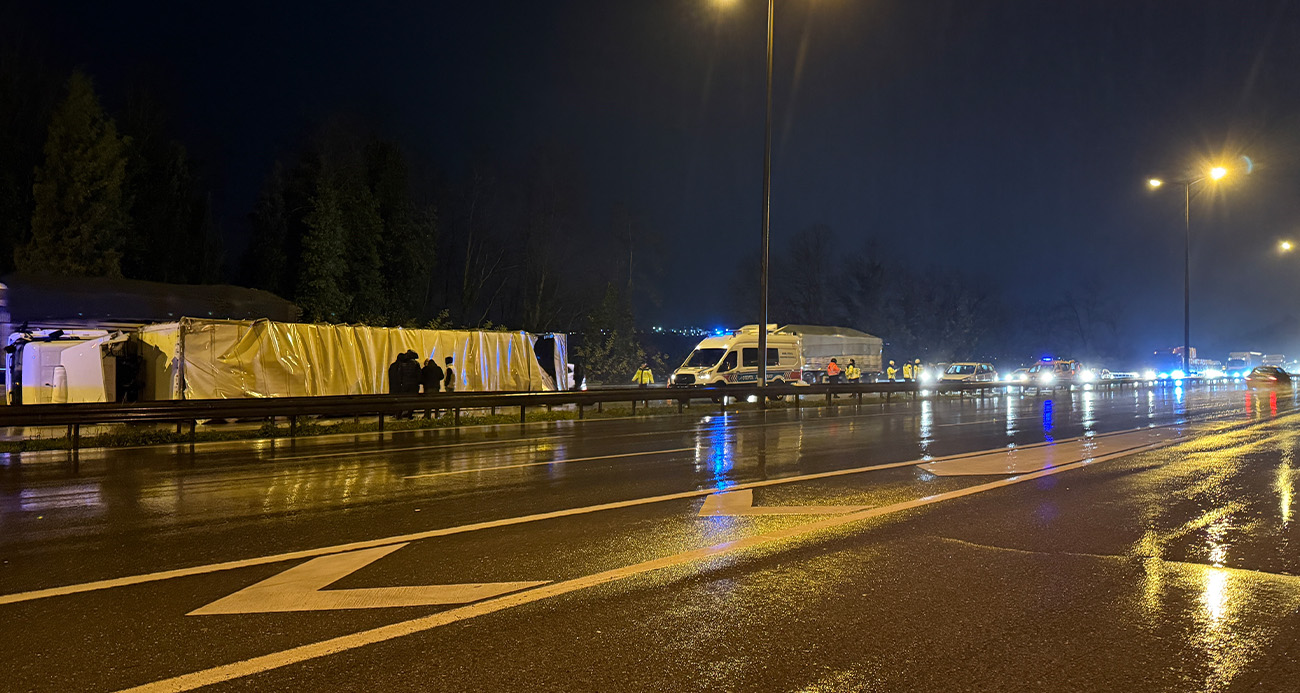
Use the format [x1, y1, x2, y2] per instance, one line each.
[1038, 373, 1056, 385]
[1078, 370, 1096, 383]
[1142, 370, 1156, 380]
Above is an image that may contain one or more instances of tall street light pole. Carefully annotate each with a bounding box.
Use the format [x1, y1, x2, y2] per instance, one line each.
[757, 0, 774, 393]
[1148, 165, 1227, 375]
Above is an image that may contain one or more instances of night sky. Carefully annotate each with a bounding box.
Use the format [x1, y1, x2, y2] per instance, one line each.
[10, 0, 1300, 358]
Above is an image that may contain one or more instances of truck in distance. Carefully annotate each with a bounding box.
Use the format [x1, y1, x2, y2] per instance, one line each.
[1227, 352, 1264, 378]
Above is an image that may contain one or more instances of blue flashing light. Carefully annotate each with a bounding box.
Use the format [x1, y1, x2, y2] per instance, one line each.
[1041, 356, 1053, 362]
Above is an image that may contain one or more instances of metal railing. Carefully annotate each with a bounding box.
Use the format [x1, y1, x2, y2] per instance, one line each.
[0, 376, 1183, 451]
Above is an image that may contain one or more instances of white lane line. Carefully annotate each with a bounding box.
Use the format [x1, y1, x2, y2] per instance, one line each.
[697, 488, 865, 516]
[402, 448, 695, 479]
[115, 437, 1176, 693]
[921, 428, 1174, 476]
[246, 405, 926, 464]
[263, 433, 574, 463]
[0, 424, 1181, 608]
[0, 447, 979, 606]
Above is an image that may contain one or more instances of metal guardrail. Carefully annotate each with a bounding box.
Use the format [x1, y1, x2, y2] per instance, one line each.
[0, 376, 1190, 451]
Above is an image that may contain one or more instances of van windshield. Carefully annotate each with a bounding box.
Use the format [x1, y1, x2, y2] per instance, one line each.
[946, 365, 976, 375]
[682, 348, 726, 369]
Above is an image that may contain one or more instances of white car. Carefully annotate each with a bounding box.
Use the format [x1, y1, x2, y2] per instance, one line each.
[941, 362, 998, 383]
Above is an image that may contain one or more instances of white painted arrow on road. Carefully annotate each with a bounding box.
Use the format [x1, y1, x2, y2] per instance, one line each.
[189, 544, 546, 615]
[698, 489, 866, 517]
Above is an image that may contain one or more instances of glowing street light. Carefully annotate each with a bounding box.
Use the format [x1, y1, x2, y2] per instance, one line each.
[1145, 163, 1239, 374]
[1281, 240, 1294, 252]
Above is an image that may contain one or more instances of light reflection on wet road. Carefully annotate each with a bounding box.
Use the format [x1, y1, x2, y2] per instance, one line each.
[2, 383, 1300, 692]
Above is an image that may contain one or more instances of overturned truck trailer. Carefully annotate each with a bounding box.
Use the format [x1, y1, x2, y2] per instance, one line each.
[138, 318, 568, 400]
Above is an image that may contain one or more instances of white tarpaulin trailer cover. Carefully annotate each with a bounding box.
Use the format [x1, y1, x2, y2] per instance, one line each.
[143, 318, 563, 399]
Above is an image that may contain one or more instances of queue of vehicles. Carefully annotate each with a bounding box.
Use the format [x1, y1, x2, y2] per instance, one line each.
[666, 324, 1297, 393]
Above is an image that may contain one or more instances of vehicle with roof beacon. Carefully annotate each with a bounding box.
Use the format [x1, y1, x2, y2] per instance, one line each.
[669, 325, 883, 388]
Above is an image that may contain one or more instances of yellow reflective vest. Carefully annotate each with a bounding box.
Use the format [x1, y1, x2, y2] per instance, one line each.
[632, 367, 654, 384]
[846, 365, 861, 380]
[903, 363, 914, 379]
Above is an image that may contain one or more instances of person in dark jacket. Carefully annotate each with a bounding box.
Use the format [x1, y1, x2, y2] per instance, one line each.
[400, 350, 422, 393]
[421, 354, 445, 419]
[444, 355, 456, 393]
[387, 351, 421, 418]
[387, 353, 407, 395]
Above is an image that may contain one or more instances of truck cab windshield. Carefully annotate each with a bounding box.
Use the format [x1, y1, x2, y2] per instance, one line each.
[682, 348, 726, 369]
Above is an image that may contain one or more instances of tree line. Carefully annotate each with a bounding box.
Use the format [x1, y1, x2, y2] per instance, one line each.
[0, 67, 663, 378]
[0, 66, 1129, 382]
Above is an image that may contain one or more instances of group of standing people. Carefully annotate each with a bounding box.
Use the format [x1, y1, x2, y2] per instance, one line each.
[884, 359, 924, 382]
[387, 350, 457, 419]
[824, 358, 863, 384]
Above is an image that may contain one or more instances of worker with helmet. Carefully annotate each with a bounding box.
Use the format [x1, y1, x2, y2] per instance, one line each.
[886, 360, 898, 382]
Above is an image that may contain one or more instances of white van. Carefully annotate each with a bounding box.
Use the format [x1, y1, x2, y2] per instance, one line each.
[669, 327, 804, 388]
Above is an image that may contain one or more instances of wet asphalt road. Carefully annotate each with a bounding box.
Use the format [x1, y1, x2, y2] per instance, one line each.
[2, 382, 1300, 692]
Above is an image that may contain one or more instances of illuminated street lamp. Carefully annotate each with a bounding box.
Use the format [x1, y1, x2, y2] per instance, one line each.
[1146, 164, 1236, 374]
[1281, 240, 1294, 253]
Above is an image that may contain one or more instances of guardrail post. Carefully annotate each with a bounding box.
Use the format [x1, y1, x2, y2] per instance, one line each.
[71, 424, 80, 453]
[632, 399, 637, 415]
[520, 405, 527, 424]
[597, 401, 603, 413]
[378, 413, 385, 432]
[189, 420, 196, 448]
[454, 408, 461, 426]
[290, 415, 298, 438]
[578, 403, 585, 419]
[677, 398, 683, 414]
[491, 406, 497, 416]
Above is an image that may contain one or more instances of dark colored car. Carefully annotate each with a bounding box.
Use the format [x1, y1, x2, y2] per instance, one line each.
[1246, 366, 1292, 386]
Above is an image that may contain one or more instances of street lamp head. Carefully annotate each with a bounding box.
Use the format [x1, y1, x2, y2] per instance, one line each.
[1282, 240, 1294, 252]
[1209, 166, 1227, 180]
[1148, 178, 1164, 189]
